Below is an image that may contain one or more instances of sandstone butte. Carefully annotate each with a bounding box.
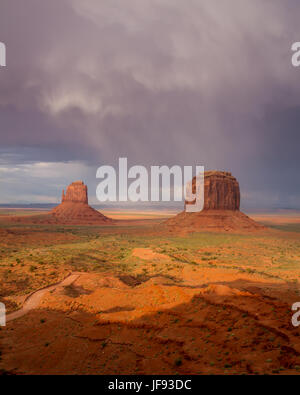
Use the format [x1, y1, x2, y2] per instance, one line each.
[51, 181, 112, 225]
[164, 171, 265, 232]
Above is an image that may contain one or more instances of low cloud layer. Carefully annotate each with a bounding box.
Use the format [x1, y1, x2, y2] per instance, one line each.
[0, 0, 300, 208]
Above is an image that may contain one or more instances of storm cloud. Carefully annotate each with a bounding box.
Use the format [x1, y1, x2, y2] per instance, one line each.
[0, 0, 300, 208]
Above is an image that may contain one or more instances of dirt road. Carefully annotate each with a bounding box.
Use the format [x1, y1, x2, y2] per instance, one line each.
[6, 273, 81, 322]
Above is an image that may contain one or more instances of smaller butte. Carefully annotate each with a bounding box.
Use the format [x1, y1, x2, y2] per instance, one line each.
[51, 181, 112, 225]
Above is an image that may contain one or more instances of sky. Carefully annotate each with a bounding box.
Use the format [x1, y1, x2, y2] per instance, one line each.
[0, 0, 300, 209]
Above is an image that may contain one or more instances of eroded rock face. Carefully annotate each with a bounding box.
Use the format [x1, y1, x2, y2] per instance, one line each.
[62, 181, 88, 204]
[186, 171, 240, 211]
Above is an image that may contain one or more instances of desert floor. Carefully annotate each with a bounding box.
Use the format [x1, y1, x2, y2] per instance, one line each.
[0, 210, 300, 375]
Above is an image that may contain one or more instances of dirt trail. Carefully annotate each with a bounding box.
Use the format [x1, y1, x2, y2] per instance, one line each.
[6, 273, 81, 322]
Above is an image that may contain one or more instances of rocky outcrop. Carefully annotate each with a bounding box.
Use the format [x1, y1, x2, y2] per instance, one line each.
[165, 170, 265, 233]
[186, 171, 240, 210]
[51, 181, 112, 225]
[62, 181, 88, 204]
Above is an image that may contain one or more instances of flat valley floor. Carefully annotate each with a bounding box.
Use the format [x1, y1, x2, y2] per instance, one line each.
[0, 209, 300, 375]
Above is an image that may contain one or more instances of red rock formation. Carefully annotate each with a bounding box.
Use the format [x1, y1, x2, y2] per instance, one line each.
[186, 171, 240, 210]
[61, 181, 88, 204]
[165, 171, 265, 233]
[51, 181, 112, 225]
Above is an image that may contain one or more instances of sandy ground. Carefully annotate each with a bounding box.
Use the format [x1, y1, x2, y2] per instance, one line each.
[251, 214, 300, 225]
[101, 210, 179, 220]
[0, 211, 300, 375]
[1, 267, 300, 375]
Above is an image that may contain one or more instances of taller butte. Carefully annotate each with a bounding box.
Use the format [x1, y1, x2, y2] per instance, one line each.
[164, 171, 265, 232]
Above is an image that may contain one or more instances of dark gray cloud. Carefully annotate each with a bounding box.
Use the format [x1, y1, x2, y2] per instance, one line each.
[0, 0, 300, 207]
